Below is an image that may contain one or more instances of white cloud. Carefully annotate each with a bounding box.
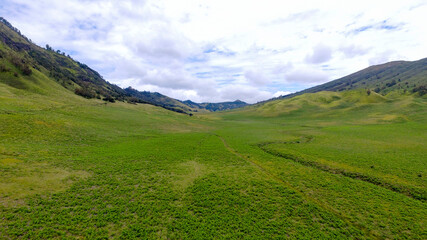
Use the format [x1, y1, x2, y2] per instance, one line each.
[339, 44, 370, 58]
[285, 67, 329, 84]
[219, 85, 272, 103]
[244, 69, 270, 86]
[368, 50, 398, 66]
[1, 0, 426, 103]
[305, 44, 332, 64]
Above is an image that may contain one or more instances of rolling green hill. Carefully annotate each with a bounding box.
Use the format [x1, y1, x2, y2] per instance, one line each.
[274, 58, 427, 101]
[251, 89, 395, 117]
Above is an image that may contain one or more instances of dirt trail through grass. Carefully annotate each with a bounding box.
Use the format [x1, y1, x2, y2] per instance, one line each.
[215, 134, 376, 238]
[257, 140, 425, 202]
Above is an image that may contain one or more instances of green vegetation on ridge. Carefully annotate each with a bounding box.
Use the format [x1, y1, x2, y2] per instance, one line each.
[273, 58, 427, 101]
[182, 99, 248, 112]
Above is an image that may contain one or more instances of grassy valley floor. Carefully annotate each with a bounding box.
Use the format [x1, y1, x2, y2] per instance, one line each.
[0, 82, 426, 239]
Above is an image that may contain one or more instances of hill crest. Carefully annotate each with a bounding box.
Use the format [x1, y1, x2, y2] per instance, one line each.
[271, 58, 426, 102]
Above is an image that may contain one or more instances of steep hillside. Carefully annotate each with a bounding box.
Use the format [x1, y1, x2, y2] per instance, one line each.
[0, 18, 126, 99]
[124, 87, 198, 113]
[275, 58, 426, 101]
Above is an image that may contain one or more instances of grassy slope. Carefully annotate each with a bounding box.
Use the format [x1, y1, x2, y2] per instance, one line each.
[0, 73, 426, 239]
[272, 58, 427, 101]
[0, 21, 117, 96]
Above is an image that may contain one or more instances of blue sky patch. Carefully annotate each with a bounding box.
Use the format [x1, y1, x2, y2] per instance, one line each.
[354, 25, 373, 33]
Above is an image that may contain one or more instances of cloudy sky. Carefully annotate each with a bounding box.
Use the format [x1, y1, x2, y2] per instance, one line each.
[1, 0, 426, 103]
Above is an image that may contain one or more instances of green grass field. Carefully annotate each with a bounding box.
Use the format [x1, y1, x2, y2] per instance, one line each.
[0, 77, 426, 239]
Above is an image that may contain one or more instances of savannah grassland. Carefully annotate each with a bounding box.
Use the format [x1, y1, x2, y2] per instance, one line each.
[0, 75, 426, 239]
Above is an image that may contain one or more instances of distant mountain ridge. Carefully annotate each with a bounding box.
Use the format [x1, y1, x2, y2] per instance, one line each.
[0, 17, 246, 114]
[182, 99, 247, 112]
[271, 58, 427, 102]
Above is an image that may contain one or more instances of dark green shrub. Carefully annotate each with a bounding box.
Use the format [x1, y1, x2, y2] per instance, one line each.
[386, 80, 397, 87]
[412, 85, 426, 96]
[0, 63, 9, 72]
[75, 87, 96, 99]
[102, 96, 115, 103]
[21, 65, 32, 75]
[9, 54, 32, 75]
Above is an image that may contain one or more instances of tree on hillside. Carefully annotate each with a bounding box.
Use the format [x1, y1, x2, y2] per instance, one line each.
[102, 95, 115, 103]
[412, 85, 426, 96]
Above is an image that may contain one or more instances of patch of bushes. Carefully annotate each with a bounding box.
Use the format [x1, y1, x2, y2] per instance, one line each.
[386, 80, 397, 87]
[0, 63, 10, 72]
[128, 97, 148, 104]
[412, 85, 426, 96]
[75, 87, 96, 99]
[9, 54, 32, 75]
[21, 64, 32, 75]
[102, 95, 115, 103]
